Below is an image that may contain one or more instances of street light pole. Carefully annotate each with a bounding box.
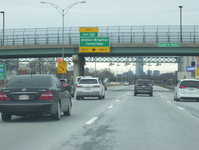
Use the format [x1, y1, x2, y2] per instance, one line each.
[0, 11, 5, 46]
[41, 1, 86, 61]
[179, 6, 183, 43]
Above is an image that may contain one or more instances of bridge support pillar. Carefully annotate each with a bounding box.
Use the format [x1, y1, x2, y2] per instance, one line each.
[178, 56, 184, 72]
[72, 55, 85, 84]
[79, 56, 85, 76]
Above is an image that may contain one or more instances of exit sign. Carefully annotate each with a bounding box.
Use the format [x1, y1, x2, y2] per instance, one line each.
[157, 43, 180, 47]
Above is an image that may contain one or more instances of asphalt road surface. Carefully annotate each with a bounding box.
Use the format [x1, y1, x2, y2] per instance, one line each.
[1, 85, 199, 150]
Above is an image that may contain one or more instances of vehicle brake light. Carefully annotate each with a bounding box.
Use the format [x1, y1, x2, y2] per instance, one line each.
[38, 92, 54, 100]
[93, 85, 100, 88]
[76, 85, 83, 88]
[63, 84, 69, 87]
[0, 93, 10, 100]
[179, 86, 186, 89]
[135, 84, 138, 87]
[149, 85, 153, 87]
[196, 87, 199, 89]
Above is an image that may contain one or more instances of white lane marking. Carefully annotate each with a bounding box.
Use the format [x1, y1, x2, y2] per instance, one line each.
[107, 105, 113, 109]
[116, 100, 120, 102]
[177, 106, 185, 110]
[167, 101, 171, 103]
[85, 117, 98, 125]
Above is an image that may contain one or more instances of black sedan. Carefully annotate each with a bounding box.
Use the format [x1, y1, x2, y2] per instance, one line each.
[0, 74, 72, 121]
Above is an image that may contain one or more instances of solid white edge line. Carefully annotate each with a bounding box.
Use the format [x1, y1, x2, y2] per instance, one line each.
[85, 117, 98, 125]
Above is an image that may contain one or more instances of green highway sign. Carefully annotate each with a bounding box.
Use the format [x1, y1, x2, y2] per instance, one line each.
[0, 64, 6, 80]
[157, 43, 180, 47]
[79, 27, 99, 38]
[79, 27, 110, 53]
[80, 38, 110, 47]
[80, 32, 98, 38]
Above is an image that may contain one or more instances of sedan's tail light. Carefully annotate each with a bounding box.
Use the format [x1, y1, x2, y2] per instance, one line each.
[63, 84, 69, 87]
[196, 87, 199, 89]
[0, 93, 10, 100]
[93, 85, 100, 88]
[38, 92, 54, 100]
[179, 86, 186, 89]
[135, 84, 138, 87]
[149, 85, 153, 87]
[76, 85, 83, 88]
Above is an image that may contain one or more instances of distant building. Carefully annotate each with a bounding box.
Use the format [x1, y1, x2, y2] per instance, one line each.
[147, 70, 153, 76]
[153, 70, 160, 76]
[136, 63, 144, 76]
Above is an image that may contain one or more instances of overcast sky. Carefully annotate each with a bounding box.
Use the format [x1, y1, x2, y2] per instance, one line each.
[0, 0, 198, 29]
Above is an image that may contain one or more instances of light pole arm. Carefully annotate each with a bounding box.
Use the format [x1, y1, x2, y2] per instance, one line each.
[41, 1, 63, 15]
[63, 2, 85, 16]
[41, 1, 86, 16]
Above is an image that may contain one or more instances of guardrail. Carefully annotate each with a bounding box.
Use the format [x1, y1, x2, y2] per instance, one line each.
[0, 25, 199, 46]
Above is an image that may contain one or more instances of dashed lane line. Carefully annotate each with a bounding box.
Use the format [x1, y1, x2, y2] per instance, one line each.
[85, 117, 99, 125]
[85, 97, 123, 125]
[167, 101, 172, 103]
[177, 106, 185, 110]
[107, 105, 114, 109]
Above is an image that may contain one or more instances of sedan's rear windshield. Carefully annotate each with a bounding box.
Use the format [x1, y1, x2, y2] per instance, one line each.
[6, 76, 51, 88]
[60, 80, 67, 84]
[79, 79, 98, 84]
[180, 81, 199, 87]
[137, 80, 151, 85]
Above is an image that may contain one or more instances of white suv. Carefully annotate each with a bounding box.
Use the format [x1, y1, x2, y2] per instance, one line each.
[174, 79, 199, 101]
[76, 77, 105, 100]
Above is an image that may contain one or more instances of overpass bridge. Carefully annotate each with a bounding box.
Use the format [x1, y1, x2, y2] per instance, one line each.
[0, 25, 199, 57]
[0, 25, 198, 80]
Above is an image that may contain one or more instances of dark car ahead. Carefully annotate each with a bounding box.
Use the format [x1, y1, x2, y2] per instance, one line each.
[134, 79, 153, 96]
[0, 75, 72, 121]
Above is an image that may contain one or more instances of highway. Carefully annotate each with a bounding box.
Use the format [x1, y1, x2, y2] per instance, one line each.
[1, 85, 199, 150]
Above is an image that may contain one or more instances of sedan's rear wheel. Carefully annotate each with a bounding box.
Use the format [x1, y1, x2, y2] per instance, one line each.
[1, 113, 12, 121]
[52, 102, 61, 120]
[76, 96, 80, 100]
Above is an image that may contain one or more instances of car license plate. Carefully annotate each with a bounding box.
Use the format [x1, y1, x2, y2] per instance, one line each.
[86, 87, 90, 90]
[19, 95, 29, 100]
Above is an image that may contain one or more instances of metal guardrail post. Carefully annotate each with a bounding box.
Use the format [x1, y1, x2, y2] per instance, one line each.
[143, 32, 145, 43]
[168, 32, 170, 43]
[156, 32, 158, 43]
